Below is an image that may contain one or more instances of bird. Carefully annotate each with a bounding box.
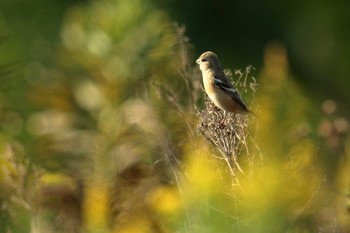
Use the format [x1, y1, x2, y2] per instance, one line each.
[196, 51, 251, 124]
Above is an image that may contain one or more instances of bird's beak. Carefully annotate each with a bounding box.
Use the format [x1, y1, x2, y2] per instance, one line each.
[196, 59, 200, 64]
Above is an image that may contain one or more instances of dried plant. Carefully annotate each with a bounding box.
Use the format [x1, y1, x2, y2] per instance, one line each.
[196, 66, 259, 175]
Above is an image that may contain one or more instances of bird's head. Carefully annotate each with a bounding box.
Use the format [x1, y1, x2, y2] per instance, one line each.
[196, 51, 222, 71]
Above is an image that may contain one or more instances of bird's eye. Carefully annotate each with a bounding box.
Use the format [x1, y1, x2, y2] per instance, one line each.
[201, 58, 207, 62]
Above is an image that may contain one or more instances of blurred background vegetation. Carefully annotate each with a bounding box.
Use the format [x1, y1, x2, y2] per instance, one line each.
[0, 0, 349, 232]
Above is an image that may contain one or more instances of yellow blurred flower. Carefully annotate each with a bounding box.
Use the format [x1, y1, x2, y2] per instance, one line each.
[148, 186, 181, 214]
[83, 181, 109, 230]
[184, 141, 224, 196]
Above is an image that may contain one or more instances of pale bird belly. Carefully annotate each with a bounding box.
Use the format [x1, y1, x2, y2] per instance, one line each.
[207, 92, 242, 113]
[203, 74, 244, 113]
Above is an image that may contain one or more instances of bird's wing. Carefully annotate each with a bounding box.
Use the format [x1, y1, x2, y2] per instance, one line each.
[213, 72, 249, 111]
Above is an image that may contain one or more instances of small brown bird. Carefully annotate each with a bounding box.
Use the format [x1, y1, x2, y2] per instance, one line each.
[196, 51, 251, 124]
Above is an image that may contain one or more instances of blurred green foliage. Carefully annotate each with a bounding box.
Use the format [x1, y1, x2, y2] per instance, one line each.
[0, 0, 349, 233]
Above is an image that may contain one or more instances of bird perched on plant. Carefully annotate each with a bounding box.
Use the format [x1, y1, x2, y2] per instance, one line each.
[196, 51, 251, 124]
